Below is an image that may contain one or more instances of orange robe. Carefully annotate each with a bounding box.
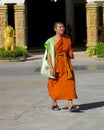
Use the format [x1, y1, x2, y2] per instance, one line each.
[48, 35, 77, 100]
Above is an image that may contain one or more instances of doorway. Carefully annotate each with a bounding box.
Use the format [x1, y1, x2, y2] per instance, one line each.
[5, 3, 15, 28]
[26, 0, 66, 49]
[74, 3, 87, 48]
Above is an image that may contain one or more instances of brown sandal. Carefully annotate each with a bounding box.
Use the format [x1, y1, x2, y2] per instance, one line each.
[52, 105, 60, 111]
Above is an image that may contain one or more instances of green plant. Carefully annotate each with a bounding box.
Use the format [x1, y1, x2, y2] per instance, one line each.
[0, 45, 28, 60]
[86, 42, 104, 58]
[96, 42, 104, 57]
[86, 45, 96, 56]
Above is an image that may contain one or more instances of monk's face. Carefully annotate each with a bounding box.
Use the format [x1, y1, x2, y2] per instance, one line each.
[54, 23, 65, 35]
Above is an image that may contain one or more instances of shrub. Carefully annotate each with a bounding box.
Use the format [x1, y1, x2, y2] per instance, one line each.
[96, 42, 104, 57]
[86, 45, 96, 56]
[0, 45, 28, 60]
[86, 42, 104, 58]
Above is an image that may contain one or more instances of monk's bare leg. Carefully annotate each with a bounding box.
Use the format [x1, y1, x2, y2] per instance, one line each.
[52, 100, 58, 106]
[68, 99, 73, 109]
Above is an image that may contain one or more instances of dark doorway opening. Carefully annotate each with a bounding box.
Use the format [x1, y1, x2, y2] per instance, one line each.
[26, 0, 66, 49]
[74, 3, 87, 49]
[6, 4, 15, 29]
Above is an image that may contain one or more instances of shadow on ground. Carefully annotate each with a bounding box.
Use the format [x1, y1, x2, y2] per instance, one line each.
[79, 101, 104, 111]
[58, 101, 104, 113]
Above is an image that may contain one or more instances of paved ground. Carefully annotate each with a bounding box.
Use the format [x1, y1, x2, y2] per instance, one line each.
[0, 51, 104, 130]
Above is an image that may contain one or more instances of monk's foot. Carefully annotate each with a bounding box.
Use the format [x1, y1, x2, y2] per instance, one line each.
[52, 105, 61, 111]
[69, 105, 80, 112]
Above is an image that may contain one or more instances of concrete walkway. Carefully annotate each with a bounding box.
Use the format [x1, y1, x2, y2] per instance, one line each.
[0, 51, 104, 130]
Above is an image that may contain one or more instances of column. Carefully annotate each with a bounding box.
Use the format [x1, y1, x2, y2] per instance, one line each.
[86, 3, 98, 47]
[14, 5, 26, 47]
[65, 0, 75, 45]
[0, 5, 8, 48]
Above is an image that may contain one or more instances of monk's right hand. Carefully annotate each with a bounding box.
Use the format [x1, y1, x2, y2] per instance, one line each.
[50, 67, 55, 76]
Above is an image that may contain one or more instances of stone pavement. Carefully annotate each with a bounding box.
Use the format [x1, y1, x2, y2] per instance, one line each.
[0, 51, 104, 130]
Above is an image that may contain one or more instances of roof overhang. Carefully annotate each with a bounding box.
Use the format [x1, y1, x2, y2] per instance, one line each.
[87, 0, 104, 3]
[0, 0, 25, 5]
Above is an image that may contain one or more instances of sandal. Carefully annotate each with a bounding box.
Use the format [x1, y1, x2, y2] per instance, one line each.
[52, 105, 60, 111]
[69, 105, 80, 112]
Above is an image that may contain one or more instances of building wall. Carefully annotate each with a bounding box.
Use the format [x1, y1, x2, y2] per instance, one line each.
[0, 0, 104, 49]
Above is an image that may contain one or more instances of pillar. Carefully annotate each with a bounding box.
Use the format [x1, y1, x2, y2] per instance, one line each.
[14, 5, 26, 47]
[86, 3, 98, 47]
[65, 0, 75, 45]
[0, 5, 8, 48]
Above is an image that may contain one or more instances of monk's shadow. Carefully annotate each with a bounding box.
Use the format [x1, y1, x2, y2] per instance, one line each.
[79, 101, 104, 111]
[62, 101, 104, 113]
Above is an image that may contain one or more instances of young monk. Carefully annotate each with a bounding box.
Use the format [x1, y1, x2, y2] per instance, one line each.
[44, 22, 80, 112]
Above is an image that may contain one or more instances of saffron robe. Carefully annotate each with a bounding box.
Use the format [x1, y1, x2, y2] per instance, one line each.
[45, 35, 77, 100]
